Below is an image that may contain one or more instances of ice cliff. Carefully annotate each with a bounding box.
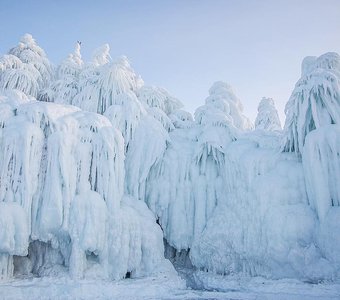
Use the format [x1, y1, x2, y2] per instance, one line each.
[0, 35, 340, 283]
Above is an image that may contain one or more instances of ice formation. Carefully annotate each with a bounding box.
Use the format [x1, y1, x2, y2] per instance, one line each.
[282, 52, 340, 154]
[0, 88, 168, 280]
[0, 34, 53, 98]
[0, 35, 340, 284]
[255, 97, 282, 131]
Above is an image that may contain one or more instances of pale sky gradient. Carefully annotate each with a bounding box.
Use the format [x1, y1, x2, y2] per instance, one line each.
[1, 0, 340, 124]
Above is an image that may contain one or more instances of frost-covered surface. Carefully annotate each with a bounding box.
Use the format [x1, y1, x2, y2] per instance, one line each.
[0, 274, 340, 300]
[1, 34, 340, 297]
[255, 97, 282, 131]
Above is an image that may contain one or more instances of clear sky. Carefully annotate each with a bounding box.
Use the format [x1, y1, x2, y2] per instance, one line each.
[1, 0, 340, 123]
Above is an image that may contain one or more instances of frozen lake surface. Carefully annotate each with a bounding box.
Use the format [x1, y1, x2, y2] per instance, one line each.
[1, 273, 340, 300]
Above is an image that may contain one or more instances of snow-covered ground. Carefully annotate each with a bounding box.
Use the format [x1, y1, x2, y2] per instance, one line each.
[0, 273, 340, 300]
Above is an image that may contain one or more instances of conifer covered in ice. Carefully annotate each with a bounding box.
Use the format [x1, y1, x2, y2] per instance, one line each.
[0, 34, 54, 97]
[255, 97, 282, 131]
[282, 52, 340, 154]
[73, 55, 143, 114]
[137, 85, 183, 115]
[196, 81, 253, 130]
[38, 43, 83, 103]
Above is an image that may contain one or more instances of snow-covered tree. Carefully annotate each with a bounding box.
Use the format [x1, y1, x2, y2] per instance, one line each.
[0, 34, 53, 97]
[197, 81, 253, 130]
[38, 43, 83, 103]
[137, 86, 183, 115]
[255, 97, 282, 131]
[73, 54, 143, 114]
[282, 52, 340, 154]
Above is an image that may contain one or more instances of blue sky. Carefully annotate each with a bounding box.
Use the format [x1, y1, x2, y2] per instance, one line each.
[1, 0, 340, 123]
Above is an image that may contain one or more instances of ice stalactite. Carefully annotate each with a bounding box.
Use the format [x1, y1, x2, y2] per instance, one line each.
[303, 126, 340, 221]
[0, 202, 29, 279]
[191, 134, 334, 281]
[0, 93, 168, 280]
[126, 82, 245, 251]
[303, 126, 340, 275]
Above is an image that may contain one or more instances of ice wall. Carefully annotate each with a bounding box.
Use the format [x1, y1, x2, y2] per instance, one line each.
[1, 35, 340, 283]
[127, 81, 245, 250]
[0, 93, 168, 280]
[190, 134, 334, 280]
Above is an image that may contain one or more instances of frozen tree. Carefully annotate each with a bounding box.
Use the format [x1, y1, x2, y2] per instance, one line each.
[255, 97, 282, 131]
[73, 54, 143, 114]
[169, 109, 194, 129]
[197, 81, 253, 130]
[282, 52, 340, 154]
[38, 43, 84, 103]
[137, 86, 183, 115]
[282, 54, 340, 266]
[0, 34, 54, 97]
[92, 44, 111, 67]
